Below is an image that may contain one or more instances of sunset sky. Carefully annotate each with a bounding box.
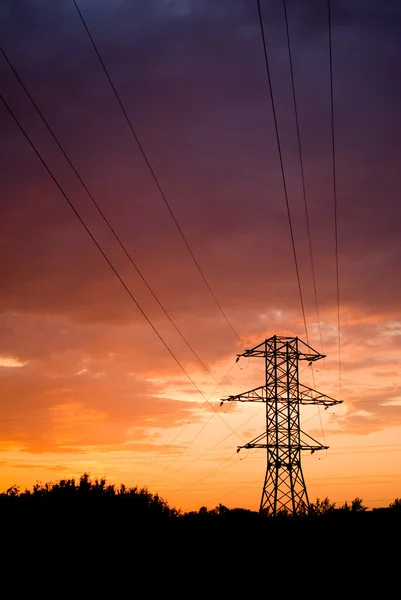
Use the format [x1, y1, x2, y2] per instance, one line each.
[1, 0, 400, 512]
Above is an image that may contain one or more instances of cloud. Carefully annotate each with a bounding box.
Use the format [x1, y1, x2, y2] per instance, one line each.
[0, 356, 27, 368]
[0, 343, 198, 453]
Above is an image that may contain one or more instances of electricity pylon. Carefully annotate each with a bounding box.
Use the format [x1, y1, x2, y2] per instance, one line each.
[221, 335, 341, 516]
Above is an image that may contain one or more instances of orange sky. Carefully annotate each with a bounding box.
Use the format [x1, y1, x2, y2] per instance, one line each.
[0, 0, 400, 512]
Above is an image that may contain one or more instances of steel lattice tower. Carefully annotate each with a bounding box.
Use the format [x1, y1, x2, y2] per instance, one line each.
[221, 335, 341, 516]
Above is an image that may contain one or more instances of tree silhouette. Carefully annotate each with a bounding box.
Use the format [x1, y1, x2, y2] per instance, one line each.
[388, 498, 401, 510]
[309, 497, 336, 516]
[2, 474, 401, 534]
[339, 497, 367, 512]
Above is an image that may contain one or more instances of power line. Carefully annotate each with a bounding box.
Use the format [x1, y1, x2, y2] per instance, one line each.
[194, 473, 401, 509]
[175, 450, 240, 496]
[256, 4, 334, 497]
[135, 360, 264, 485]
[6, 444, 401, 465]
[151, 426, 236, 485]
[0, 43, 233, 397]
[282, 0, 324, 353]
[147, 412, 216, 486]
[328, 0, 342, 399]
[72, 0, 243, 345]
[327, 448, 401, 457]
[202, 477, 265, 508]
[131, 359, 241, 483]
[256, 0, 309, 342]
[135, 444, 401, 465]
[171, 451, 401, 501]
[0, 91, 243, 441]
[281, 0, 329, 447]
[0, 44, 248, 488]
[154, 403, 264, 487]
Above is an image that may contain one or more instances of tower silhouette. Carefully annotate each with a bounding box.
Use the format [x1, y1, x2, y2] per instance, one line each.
[221, 335, 341, 515]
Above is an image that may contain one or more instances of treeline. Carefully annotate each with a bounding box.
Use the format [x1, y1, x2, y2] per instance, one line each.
[1, 473, 401, 530]
[1, 473, 178, 527]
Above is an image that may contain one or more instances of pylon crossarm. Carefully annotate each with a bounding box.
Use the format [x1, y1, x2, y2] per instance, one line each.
[295, 338, 326, 361]
[299, 383, 342, 406]
[240, 443, 327, 452]
[237, 336, 326, 362]
[300, 429, 330, 451]
[239, 444, 267, 450]
[221, 385, 266, 404]
[237, 338, 272, 357]
[237, 430, 267, 452]
[300, 444, 328, 453]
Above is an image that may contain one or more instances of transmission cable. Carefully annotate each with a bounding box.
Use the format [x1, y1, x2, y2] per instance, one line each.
[175, 450, 239, 497]
[0, 91, 243, 441]
[203, 477, 261, 508]
[1, 44, 246, 485]
[72, 0, 243, 345]
[150, 401, 264, 486]
[328, 0, 342, 400]
[256, 0, 309, 343]
[0, 44, 233, 396]
[282, 0, 324, 353]
[256, 1, 334, 455]
[281, 1, 331, 450]
[131, 358, 240, 482]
